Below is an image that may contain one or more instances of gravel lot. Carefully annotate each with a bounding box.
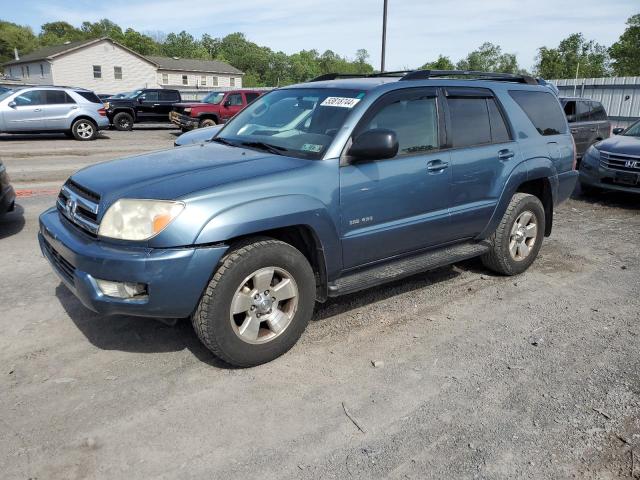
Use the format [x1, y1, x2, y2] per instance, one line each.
[1, 128, 639, 479]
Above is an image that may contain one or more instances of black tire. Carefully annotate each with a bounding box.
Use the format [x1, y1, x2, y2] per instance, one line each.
[64, 132, 74, 138]
[181, 127, 191, 133]
[192, 238, 316, 367]
[71, 118, 98, 141]
[199, 118, 217, 128]
[113, 112, 134, 131]
[481, 193, 545, 276]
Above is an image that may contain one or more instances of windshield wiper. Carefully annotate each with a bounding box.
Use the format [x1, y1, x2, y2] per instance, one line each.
[239, 141, 288, 156]
[211, 137, 238, 147]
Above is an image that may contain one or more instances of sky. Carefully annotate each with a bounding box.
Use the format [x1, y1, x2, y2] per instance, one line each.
[2, 0, 638, 71]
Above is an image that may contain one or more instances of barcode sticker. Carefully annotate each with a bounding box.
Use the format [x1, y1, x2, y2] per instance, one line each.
[320, 97, 361, 108]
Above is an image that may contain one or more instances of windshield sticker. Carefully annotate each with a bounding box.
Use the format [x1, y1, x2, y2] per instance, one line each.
[302, 143, 324, 153]
[321, 97, 361, 108]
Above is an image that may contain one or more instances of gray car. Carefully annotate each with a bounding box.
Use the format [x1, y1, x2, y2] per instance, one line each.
[560, 97, 611, 161]
[0, 86, 110, 140]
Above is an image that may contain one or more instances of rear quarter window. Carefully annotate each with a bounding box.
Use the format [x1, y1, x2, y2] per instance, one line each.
[509, 90, 568, 136]
[75, 91, 102, 104]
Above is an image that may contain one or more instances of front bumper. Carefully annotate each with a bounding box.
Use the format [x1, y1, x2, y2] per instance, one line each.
[579, 157, 640, 194]
[170, 111, 198, 129]
[39, 207, 228, 318]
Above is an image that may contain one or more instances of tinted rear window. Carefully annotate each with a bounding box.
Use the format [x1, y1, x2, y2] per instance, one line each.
[245, 92, 260, 103]
[160, 90, 180, 101]
[75, 91, 102, 104]
[448, 97, 492, 148]
[45, 90, 75, 104]
[509, 90, 567, 136]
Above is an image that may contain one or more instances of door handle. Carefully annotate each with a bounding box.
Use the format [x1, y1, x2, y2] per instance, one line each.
[498, 149, 515, 161]
[153, 104, 160, 107]
[426, 159, 449, 172]
[33, 108, 42, 112]
[70, 106, 78, 110]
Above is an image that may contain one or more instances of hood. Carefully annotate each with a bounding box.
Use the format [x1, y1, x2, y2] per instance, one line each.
[174, 125, 223, 146]
[596, 135, 640, 156]
[173, 102, 210, 108]
[70, 143, 310, 207]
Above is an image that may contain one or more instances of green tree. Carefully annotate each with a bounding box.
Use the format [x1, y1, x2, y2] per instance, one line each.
[456, 42, 519, 73]
[535, 33, 609, 79]
[0, 21, 39, 64]
[609, 14, 640, 76]
[80, 19, 124, 42]
[121, 28, 159, 55]
[420, 55, 455, 70]
[161, 31, 208, 59]
[39, 21, 84, 45]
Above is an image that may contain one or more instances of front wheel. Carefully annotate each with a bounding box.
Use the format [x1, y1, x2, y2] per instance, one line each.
[113, 112, 134, 131]
[71, 119, 98, 141]
[192, 238, 316, 367]
[481, 193, 545, 276]
[198, 118, 217, 128]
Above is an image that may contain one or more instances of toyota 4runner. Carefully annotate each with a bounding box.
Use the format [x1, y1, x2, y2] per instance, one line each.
[39, 70, 578, 367]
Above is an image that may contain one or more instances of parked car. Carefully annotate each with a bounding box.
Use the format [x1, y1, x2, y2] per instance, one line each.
[97, 94, 113, 101]
[0, 157, 16, 215]
[104, 89, 182, 131]
[170, 89, 264, 131]
[561, 97, 610, 161]
[0, 86, 109, 140]
[174, 124, 222, 146]
[39, 70, 577, 367]
[579, 119, 640, 194]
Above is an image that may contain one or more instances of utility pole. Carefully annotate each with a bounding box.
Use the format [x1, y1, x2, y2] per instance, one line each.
[381, 0, 388, 72]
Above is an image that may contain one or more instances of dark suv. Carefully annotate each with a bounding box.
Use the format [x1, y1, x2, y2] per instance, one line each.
[561, 97, 610, 160]
[39, 70, 577, 367]
[105, 89, 182, 130]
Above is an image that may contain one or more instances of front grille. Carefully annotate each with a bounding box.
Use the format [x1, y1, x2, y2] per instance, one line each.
[600, 150, 640, 173]
[43, 239, 76, 282]
[57, 180, 101, 236]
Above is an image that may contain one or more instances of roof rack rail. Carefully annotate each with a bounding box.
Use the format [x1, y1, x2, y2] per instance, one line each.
[310, 70, 538, 85]
[399, 69, 538, 84]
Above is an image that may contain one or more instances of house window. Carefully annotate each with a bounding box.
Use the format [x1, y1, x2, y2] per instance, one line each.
[93, 65, 102, 79]
[162, 73, 169, 84]
[40, 64, 45, 78]
[211, 76, 218, 87]
[182, 75, 188, 85]
[200, 75, 207, 86]
[20, 66, 25, 77]
[26, 65, 30, 78]
[114, 66, 122, 80]
[230, 77, 235, 87]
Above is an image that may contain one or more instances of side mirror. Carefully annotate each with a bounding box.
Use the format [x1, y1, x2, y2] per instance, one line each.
[137, 96, 145, 103]
[224, 100, 232, 107]
[7, 101, 16, 109]
[612, 127, 624, 135]
[348, 128, 399, 162]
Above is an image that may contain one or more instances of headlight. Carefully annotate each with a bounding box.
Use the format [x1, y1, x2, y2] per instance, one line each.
[98, 199, 185, 241]
[184, 107, 192, 113]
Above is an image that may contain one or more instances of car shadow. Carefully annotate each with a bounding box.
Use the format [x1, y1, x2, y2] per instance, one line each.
[55, 261, 476, 368]
[55, 283, 236, 369]
[0, 133, 112, 141]
[571, 183, 640, 211]
[0, 203, 25, 239]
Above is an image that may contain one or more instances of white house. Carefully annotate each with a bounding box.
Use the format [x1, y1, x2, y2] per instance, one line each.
[2, 37, 243, 94]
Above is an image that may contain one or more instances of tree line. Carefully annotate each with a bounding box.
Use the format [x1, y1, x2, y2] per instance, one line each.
[0, 14, 638, 86]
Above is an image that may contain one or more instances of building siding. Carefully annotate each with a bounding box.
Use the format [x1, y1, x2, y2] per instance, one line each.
[157, 70, 242, 89]
[7, 61, 53, 85]
[51, 40, 157, 94]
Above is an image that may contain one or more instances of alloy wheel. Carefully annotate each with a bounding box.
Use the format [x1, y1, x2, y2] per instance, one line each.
[509, 210, 538, 261]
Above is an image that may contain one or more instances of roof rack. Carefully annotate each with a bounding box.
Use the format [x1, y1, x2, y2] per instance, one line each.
[310, 69, 538, 85]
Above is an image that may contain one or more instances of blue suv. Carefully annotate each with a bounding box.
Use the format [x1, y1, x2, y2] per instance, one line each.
[39, 70, 577, 366]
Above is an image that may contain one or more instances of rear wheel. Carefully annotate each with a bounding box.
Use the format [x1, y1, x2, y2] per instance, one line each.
[199, 118, 217, 128]
[71, 119, 98, 141]
[481, 193, 545, 276]
[113, 112, 134, 131]
[192, 238, 316, 367]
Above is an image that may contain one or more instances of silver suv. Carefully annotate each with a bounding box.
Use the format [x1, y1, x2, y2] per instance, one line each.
[0, 86, 109, 141]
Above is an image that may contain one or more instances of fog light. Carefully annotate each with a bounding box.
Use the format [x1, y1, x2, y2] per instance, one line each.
[96, 279, 148, 299]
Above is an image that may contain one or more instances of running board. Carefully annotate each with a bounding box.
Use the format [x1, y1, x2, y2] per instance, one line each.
[328, 241, 490, 297]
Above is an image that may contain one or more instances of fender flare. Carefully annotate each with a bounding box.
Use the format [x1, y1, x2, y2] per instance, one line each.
[195, 194, 342, 278]
[111, 107, 136, 121]
[477, 157, 558, 240]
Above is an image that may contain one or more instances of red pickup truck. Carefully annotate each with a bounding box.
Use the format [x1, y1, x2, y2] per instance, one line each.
[170, 89, 264, 131]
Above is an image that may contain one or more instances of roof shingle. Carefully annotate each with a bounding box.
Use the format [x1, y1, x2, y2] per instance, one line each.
[145, 56, 243, 75]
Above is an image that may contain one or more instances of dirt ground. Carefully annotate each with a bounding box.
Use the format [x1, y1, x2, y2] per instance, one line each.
[0, 128, 639, 479]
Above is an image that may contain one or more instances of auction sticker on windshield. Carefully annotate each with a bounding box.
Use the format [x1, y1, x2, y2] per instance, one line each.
[321, 97, 361, 108]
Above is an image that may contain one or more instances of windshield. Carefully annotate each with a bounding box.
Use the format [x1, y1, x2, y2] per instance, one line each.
[0, 89, 15, 102]
[216, 88, 366, 159]
[203, 92, 225, 104]
[123, 90, 143, 99]
[623, 121, 640, 137]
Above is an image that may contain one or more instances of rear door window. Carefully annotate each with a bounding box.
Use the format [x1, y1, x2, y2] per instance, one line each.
[245, 92, 260, 104]
[448, 97, 492, 148]
[509, 90, 568, 136]
[227, 94, 244, 106]
[590, 102, 607, 121]
[563, 100, 577, 123]
[45, 90, 75, 104]
[159, 90, 179, 101]
[577, 101, 592, 122]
